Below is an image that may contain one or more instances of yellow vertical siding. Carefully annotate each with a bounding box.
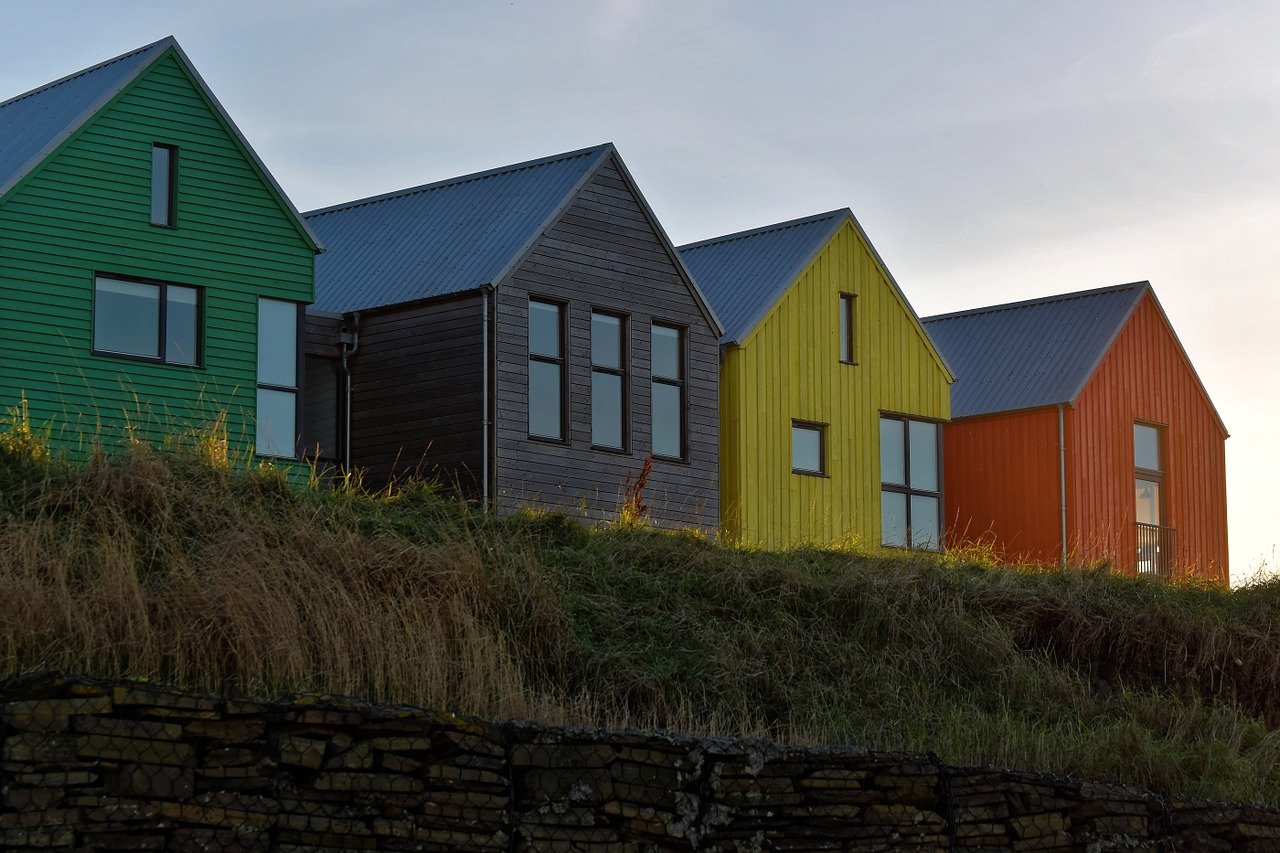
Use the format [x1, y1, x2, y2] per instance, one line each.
[721, 222, 951, 548]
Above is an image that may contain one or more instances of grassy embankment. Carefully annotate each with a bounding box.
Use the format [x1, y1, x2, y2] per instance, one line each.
[1, 417, 1278, 805]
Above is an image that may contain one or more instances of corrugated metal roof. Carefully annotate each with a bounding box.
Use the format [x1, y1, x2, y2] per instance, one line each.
[305, 145, 611, 313]
[922, 282, 1148, 418]
[0, 38, 171, 199]
[677, 210, 846, 343]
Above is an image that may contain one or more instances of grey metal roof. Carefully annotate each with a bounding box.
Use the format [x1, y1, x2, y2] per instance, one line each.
[305, 145, 613, 313]
[677, 210, 846, 344]
[0, 38, 170, 199]
[0, 37, 322, 252]
[921, 282, 1148, 418]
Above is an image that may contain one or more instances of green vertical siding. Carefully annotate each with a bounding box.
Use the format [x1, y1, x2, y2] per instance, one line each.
[0, 51, 313, 456]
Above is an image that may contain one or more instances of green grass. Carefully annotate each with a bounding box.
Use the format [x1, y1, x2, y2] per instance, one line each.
[2, 418, 1279, 805]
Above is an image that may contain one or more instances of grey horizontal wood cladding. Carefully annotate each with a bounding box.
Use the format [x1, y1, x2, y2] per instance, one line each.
[493, 156, 719, 530]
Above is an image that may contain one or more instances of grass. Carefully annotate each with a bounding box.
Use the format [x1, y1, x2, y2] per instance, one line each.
[2, 420, 1279, 805]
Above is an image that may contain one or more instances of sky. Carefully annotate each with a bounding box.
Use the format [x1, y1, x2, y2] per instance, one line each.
[3, 1, 1277, 583]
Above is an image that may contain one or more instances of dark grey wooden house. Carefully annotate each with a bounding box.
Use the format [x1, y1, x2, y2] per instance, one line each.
[303, 144, 722, 530]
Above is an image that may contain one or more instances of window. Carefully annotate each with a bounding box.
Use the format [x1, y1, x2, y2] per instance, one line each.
[528, 299, 565, 440]
[650, 323, 684, 459]
[791, 421, 826, 475]
[591, 312, 626, 450]
[880, 415, 941, 550]
[1134, 423, 1163, 526]
[93, 275, 200, 365]
[151, 144, 177, 227]
[839, 293, 856, 364]
[257, 298, 300, 458]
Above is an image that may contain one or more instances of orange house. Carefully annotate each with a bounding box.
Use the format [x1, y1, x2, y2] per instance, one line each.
[922, 282, 1228, 583]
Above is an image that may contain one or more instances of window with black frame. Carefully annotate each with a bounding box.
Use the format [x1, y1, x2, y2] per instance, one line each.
[591, 311, 626, 450]
[151, 144, 177, 227]
[650, 323, 684, 460]
[93, 275, 200, 366]
[528, 299, 565, 441]
[880, 415, 941, 550]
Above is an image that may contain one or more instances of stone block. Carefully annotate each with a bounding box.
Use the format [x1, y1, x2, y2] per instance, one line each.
[2, 731, 77, 763]
[109, 763, 195, 799]
[112, 684, 218, 711]
[76, 733, 195, 766]
[313, 772, 425, 793]
[1, 695, 114, 732]
[184, 718, 266, 741]
[277, 735, 327, 769]
[74, 714, 184, 741]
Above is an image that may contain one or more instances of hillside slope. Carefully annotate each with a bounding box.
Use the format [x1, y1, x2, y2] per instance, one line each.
[1, 431, 1278, 805]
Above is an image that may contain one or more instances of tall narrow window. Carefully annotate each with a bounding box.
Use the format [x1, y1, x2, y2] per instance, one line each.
[151, 144, 177, 227]
[1134, 423, 1169, 575]
[791, 421, 826, 475]
[650, 323, 684, 460]
[93, 275, 200, 365]
[528, 299, 565, 440]
[591, 311, 626, 450]
[257, 298, 299, 458]
[839, 293, 856, 364]
[880, 415, 941, 550]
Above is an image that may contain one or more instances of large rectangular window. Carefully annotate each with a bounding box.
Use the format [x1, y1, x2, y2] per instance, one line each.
[257, 298, 300, 458]
[1134, 423, 1165, 526]
[791, 421, 826, 475]
[528, 299, 565, 440]
[839, 293, 856, 364]
[591, 311, 626, 450]
[880, 415, 941, 550]
[151, 144, 177, 227]
[93, 275, 200, 366]
[650, 323, 684, 460]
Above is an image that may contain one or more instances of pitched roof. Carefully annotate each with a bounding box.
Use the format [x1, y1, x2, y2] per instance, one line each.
[305, 145, 609, 313]
[303, 145, 724, 336]
[0, 37, 321, 251]
[922, 282, 1148, 418]
[677, 210, 846, 344]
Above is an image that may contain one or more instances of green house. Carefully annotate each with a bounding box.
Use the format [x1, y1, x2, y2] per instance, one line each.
[0, 37, 320, 460]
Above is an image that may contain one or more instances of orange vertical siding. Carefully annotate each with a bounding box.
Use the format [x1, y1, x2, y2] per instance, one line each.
[1069, 293, 1229, 583]
[944, 407, 1064, 563]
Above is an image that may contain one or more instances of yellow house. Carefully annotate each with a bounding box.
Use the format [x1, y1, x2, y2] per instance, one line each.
[678, 210, 953, 550]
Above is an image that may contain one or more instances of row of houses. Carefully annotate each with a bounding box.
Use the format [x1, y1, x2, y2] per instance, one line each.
[0, 39, 1229, 583]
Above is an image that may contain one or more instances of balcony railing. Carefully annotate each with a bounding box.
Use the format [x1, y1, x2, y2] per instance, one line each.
[1136, 522, 1176, 579]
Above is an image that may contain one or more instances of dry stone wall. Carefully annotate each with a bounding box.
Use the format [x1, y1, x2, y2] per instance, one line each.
[1, 673, 1277, 850]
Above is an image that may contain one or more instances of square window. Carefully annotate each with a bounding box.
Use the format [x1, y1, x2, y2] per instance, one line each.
[93, 275, 201, 366]
[792, 422, 825, 475]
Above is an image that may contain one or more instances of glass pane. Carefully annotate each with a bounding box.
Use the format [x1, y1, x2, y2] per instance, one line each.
[651, 324, 681, 380]
[910, 495, 941, 550]
[1135, 478, 1161, 526]
[94, 277, 159, 357]
[591, 313, 622, 369]
[257, 299, 298, 388]
[165, 286, 198, 365]
[839, 295, 851, 362]
[881, 491, 907, 547]
[908, 420, 938, 492]
[792, 424, 822, 473]
[529, 301, 561, 358]
[652, 381, 682, 458]
[256, 388, 296, 457]
[880, 417, 905, 485]
[529, 360, 562, 439]
[591, 371, 623, 448]
[1134, 424, 1160, 471]
[151, 145, 172, 225]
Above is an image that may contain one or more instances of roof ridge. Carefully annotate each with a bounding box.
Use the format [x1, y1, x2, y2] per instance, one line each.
[304, 143, 612, 219]
[922, 281, 1150, 324]
[677, 208, 850, 252]
[0, 36, 173, 112]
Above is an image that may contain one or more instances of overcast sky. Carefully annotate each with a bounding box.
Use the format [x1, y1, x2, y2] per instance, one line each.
[4, 1, 1277, 582]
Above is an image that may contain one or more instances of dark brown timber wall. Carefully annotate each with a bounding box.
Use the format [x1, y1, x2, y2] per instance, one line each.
[494, 154, 720, 530]
[341, 294, 485, 496]
[2, 674, 1277, 850]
